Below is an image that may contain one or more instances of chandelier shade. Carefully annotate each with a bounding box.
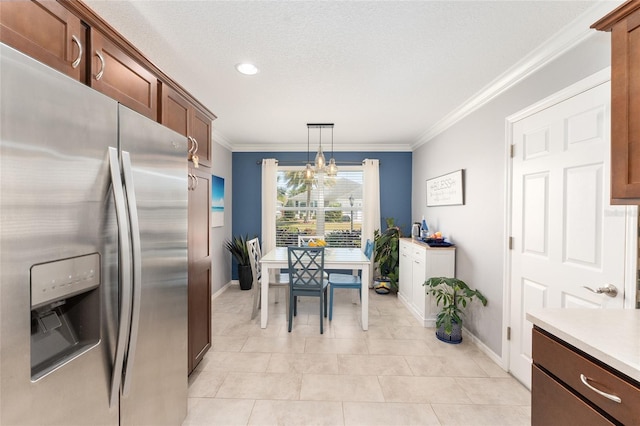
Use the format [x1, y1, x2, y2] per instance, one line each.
[327, 125, 338, 176]
[304, 125, 314, 181]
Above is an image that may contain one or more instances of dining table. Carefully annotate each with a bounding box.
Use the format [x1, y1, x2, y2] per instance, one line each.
[259, 246, 372, 330]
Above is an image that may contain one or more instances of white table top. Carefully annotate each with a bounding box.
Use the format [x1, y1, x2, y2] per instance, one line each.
[527, 308, 640, 383]
[261, 246, 371, 267]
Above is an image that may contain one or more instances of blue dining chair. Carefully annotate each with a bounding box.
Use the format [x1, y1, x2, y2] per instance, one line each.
[287, 246, 328, 334]
[328, 239, 374, 321]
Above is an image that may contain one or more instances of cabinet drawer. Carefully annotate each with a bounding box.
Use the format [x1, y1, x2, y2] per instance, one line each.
[533, 328, 640, 425]
[532, 364, 614, 426]
[399, 240, 411, 255]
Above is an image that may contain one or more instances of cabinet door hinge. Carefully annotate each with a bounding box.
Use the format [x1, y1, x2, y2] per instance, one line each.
[508, 237, 513, 250]
[510, 144, 515, 158]
[507, 326, 511, 340]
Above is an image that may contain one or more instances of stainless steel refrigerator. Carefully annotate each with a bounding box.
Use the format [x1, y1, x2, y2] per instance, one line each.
[0, 44, 188, 425]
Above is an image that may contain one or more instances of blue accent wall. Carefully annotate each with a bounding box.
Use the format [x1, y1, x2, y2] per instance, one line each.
[230, 151, 412, 278]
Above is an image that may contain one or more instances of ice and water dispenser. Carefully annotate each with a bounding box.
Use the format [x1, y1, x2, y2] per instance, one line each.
[30, 253, 101, 381]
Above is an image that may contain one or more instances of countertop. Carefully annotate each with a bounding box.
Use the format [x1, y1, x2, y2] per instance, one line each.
[400, 237, 456, 250]
[527, 309, 640, 383]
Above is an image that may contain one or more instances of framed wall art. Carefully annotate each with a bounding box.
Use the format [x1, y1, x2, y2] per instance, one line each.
[211, 174, 225, 227]
[426, 169, 465, 206]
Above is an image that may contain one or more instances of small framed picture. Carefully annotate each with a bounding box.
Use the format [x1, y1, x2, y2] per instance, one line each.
[211, 175, 224, 227]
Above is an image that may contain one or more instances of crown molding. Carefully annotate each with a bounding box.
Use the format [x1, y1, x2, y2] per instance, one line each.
[212, 128, 234, 151]
[230, 141, 413, 153]
[411, 0, 623, 151]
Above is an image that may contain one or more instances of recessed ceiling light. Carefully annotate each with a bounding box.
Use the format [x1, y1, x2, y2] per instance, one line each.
[235, 63, 259, 75]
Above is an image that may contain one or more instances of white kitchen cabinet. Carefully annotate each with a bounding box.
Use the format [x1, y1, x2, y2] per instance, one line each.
[398, 238, 455, 326]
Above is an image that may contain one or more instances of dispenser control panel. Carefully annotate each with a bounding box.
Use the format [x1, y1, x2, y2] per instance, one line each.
[30, 253, 100, 309]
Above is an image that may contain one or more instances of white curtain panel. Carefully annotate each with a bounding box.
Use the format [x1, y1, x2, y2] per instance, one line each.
[261, 158, 278, 253]
[362, 159, 381, 286]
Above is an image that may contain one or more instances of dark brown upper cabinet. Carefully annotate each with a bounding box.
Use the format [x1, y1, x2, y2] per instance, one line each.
[593, 1, 640, 204]
[0, 0, 86, 81]
[160, 83, 213, 168]
[89, 30, 158, 121]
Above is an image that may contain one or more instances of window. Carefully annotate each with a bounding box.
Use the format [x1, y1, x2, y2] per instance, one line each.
[276, 167, 363, 247]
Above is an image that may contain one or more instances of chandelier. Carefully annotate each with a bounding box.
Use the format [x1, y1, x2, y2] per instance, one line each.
[306, 123, 337, 179]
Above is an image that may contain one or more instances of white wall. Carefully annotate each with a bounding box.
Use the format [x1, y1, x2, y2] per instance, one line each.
[210, 139, 233, 295]
[412, 32, 612, 358]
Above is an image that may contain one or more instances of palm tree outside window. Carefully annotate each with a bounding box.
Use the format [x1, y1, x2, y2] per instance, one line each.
[276, 167, 363, 248]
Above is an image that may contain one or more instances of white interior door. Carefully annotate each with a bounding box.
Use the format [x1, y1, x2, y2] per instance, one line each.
[508, 79, 628, 389]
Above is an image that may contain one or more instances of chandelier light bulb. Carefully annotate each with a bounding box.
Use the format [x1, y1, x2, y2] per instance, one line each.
[327, 158, 338, 176]
[315, 145, 326, 172]
[304, 163, 314, 181]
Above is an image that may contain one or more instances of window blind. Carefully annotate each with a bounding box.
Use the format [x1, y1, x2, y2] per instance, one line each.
[276, 167, 363, 247]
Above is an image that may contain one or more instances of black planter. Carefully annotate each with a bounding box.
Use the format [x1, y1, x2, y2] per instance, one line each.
[238, 264, 253, 290]
[435, 320, 462, 344]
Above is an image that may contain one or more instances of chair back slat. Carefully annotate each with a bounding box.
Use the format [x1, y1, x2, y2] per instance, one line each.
[364, 239, 374, 259]
[287, 247, 325, 289]
[247, 238, 261, 284]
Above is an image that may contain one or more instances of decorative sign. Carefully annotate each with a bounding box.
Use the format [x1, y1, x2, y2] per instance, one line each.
[426, 169, 464, 206]
[211, 175, 225, 227]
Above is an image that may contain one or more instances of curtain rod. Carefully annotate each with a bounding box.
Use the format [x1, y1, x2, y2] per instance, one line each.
[255, 160, 377, 166]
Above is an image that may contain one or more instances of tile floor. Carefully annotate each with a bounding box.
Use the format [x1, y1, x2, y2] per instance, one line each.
[183, 285, 531, 426]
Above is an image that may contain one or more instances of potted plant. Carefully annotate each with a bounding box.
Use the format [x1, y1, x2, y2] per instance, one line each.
[373, 217, 402, 293]
[423, 277, 487, 343]
[225, 234, 252, 290]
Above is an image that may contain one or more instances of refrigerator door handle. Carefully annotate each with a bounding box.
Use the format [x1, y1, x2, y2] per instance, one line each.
[120, 151, 142, 397]
[107, 147, 133, 408]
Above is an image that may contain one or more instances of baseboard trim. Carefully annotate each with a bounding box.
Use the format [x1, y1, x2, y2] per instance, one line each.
[212, 281, 235, 300]
[462, 327, 506, 371]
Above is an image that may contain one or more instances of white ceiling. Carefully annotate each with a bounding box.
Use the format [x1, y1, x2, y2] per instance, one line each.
[83, 1, 619, 152]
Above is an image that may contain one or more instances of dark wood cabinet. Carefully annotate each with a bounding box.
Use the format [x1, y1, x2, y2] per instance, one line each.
[162, 83, 215, 373]
[0, 0, 86, 81]
[189, 107, 213, 168]
[593, 1, 640, 204]
[532, 327, 640, 425]
[187, 167, 212, 373]
[89, 30, 158, 121]
[532, 365, 614, 426]
[160, 83, 214, 168]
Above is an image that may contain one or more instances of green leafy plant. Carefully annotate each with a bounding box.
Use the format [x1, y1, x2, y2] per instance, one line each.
[423, 277, 487, 335]
[373, 217, 402, 291]
[225, 234, 251, 266]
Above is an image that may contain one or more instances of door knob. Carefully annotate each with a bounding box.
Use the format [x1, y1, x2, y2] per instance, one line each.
[583, 284, 618, 298]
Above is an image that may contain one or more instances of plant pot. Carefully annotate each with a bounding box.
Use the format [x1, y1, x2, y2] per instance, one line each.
[435, 320, 462, 344]
[238, 264, 253, 290]
[374, 277, 391, 294]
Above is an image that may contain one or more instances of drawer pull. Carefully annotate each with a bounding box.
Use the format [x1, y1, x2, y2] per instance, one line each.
[580, 374, 622, 403]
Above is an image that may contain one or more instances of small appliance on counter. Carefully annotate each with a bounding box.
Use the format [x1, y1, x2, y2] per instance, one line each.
[412, 222, 421, 239]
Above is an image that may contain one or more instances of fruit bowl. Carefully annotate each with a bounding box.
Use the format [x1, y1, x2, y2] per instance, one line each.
[423, 237, 444, 244]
